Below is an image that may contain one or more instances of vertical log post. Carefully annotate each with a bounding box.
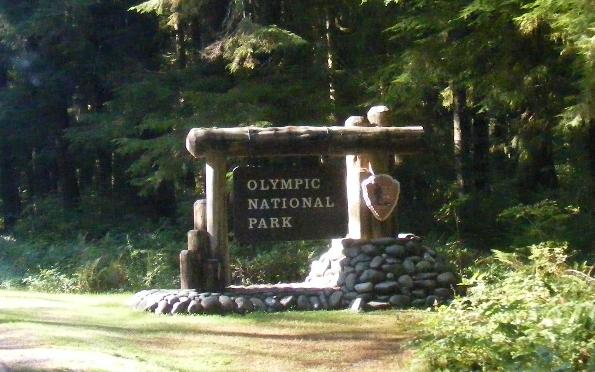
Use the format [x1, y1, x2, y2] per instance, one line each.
[180, 199, 209, 289]
[205, 152, 230, 290]
[345, 116, 372, 239]
[367, 105, 397, 238]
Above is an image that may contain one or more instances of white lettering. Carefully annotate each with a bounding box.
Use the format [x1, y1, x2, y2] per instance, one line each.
[270, 217, 280, 228]
[258, 219, 268, 229]
[289, 198, 300, 208]
[281, 179, 293, 190]
[313, 197, 324, 208]
[282, 217, 292, 228]
[311, 178, 321, 189]
[260, 199, 270, 209]
[247, 180, 258, 191]
[248, 218, 258, 229]
[326, 196, 335, 207]
[301, 197, 312, 208]
[248, 199, 259, 210]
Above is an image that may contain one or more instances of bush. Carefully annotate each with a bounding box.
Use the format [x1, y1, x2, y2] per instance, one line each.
[412, 241, 595, 371]
[230, 240, 326, 285]
[23, 268, 79, 293]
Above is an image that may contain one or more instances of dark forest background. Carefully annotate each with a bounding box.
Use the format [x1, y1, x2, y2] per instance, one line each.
[0, 0, 593, 291]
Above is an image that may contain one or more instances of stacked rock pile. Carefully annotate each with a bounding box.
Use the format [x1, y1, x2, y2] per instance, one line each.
[307, 235, 458, 308]
[130, 235, 458, 315]
[129, 286, 344, 315]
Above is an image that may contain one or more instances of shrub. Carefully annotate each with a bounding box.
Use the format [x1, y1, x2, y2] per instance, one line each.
[412, 241, 595, 371]
[23, 268, 79, 293]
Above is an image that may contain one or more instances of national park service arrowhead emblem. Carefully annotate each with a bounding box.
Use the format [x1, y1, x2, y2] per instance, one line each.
[361, 174, 400, 221]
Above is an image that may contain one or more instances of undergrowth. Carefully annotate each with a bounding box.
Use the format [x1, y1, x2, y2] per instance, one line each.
[412, 241, 595, 371]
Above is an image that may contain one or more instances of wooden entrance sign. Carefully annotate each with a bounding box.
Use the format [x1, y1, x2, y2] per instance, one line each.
[184, 106, 424, 290]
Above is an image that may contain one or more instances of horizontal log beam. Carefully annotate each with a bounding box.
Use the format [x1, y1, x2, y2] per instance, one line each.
[186, 126, 424, 158]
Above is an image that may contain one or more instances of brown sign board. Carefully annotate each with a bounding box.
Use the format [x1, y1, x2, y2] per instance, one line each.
[233, 166, 347, 244]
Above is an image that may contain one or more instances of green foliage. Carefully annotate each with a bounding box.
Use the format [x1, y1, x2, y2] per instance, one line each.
[230, 240, 327, 285]
[23, 268, 79, 293]
[498, 199, 581, 247]
[222, 19, 308, 74]
[412, 242, 595, 371]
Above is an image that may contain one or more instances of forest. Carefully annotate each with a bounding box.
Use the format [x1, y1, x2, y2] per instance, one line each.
[0, 0, 593, 369]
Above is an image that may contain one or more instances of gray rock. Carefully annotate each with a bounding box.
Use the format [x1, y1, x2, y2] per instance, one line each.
[187, 299, 202, 314]
[414, 279, 437, 289]
[309, 296, 321, 310]
[351, 253, 371, 265]
[386, 273, 395, 279]
[374, 281, 399, 294]
[343, 291, 359, 300]
[264, 296, 280, 311]
[411, 289, 427, 298]
[397, 274, 414, 288]
[170, 301, 188, 315]
[202, 296, 221, 313]
[144, 300, 159, 312]
[355, 261, 369, 272]
[416, 260, 434, 273]
[425, 295, 439, 307]
[411, 299, 427, 307]
[235, 297, 254, 313]
[329, 291, 344, 309]
[337, 272, 346, 286]
[385, 244, 407, 258]
[359, 269, 385, 283]
[155, 300, 171, 315]
[360, 244, 378, 256]
[381, 263, 397, 272]
[296, 295, 311, 310]
[384, 257, 399, 264]
[425, 247, 437, 256]
[343, 265, 355, 273]
[354, 282, 374, 293]
[437, 272, 458, 286]
[250, 297, 267, 311]
[280, 295, 295, 308]
[389, 295, 411, 307]
[369, 256, 384, 269]
[350, 298, 365, 313]
[409, 255, 422, 263]
[377, 295, 390, 301]
[406, 239, 421, 254]
[423, 253, 436, 263]
[318, 293, 329, 310]
[403, 259, 416, 274]
[344, 247, 359, 258]
[345, 272, 358, 291]
[367, 301, 391, 310]
[371, 237, 397, 246]
[434, 288, 452, 298]
[165, 295, 179, 305]
[219, 295, 235, 312]
[415, 272, 438, 280]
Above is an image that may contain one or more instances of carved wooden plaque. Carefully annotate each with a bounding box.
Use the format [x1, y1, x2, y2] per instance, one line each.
[361, 174, 400, 221]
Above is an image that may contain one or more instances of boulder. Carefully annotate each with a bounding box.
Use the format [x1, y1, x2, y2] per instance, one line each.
[354, 282, 374, 293]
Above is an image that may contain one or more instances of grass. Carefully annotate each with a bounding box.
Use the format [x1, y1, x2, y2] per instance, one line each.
[0, 290, 424, 371]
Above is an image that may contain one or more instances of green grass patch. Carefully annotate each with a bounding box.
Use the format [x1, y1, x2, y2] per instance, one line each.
[0, 290, 423, 371]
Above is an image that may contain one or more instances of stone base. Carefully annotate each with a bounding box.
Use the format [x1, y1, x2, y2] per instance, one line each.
[130, 234, 458, 315]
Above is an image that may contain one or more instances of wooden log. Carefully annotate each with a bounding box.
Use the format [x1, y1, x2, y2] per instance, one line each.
[180, 250, 201, 289]
[205, 153, 230, 287]
[345, 116, 372, 239]
[193, 199, 207, 231]
[203, 258, 221, 292]
[187, 229, 209, 253]
[186, 125, 424, 158]
[367, 106, 397, 238]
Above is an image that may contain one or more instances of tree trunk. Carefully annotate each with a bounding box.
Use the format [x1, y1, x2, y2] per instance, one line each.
[473, 114, 490, 191]
[55, 105, 80, 209]
[175, 22, 187, 69]
[323, 4, 338, 123]
[0, 144, 21, 231]
[96, 149, 113, 197]
[452, 84, 472, 196]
